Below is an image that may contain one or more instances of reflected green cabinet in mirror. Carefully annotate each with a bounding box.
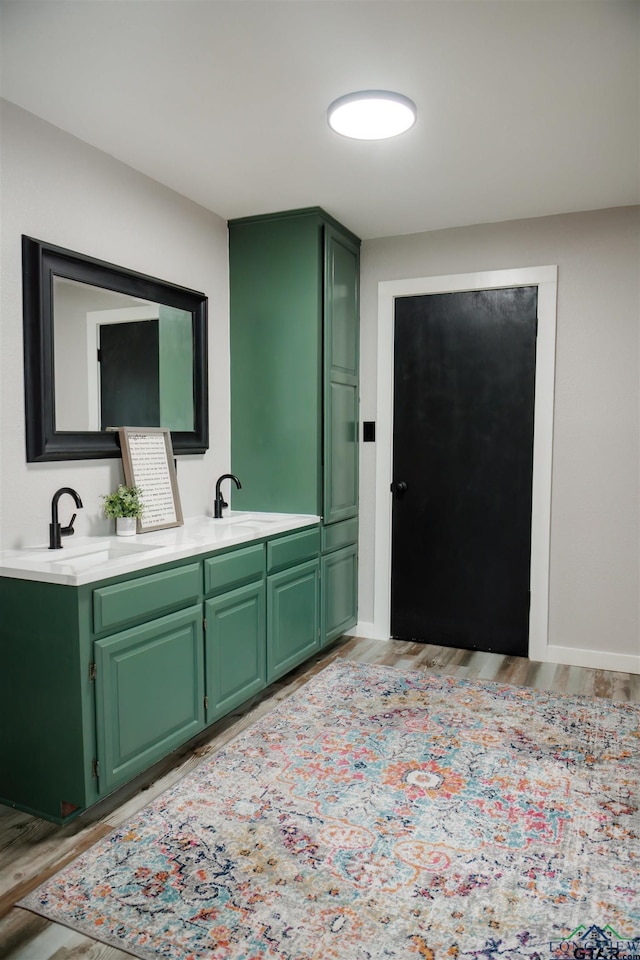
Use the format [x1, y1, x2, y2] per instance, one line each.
[229, 208, 360, 522]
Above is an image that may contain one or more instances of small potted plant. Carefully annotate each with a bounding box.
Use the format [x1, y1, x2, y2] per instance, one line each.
[101, 484, 144, 536]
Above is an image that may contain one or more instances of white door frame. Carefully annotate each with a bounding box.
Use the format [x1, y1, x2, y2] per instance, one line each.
[373, 265, 558, 662]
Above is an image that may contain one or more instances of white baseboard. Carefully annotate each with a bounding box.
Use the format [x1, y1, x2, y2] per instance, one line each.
[544, 644, 640, 675]
[344, 621, 377, 640]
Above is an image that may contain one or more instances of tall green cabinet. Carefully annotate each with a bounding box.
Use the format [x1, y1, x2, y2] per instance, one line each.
[229, 208, 360, 644]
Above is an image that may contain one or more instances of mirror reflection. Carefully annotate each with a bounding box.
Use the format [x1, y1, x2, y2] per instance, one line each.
[53, 277, 194, 432]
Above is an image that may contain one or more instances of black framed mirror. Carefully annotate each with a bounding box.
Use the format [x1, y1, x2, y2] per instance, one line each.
[22, 236, 208, 461]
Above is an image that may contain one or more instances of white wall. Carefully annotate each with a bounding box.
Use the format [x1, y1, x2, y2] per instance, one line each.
[359, 207, 640, 669]
[0, 100, 230, 549]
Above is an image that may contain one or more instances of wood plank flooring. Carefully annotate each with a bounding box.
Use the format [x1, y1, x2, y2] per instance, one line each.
[1, 636, 638, 959]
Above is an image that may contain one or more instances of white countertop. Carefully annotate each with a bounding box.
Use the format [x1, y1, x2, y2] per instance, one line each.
[0, 512, 320, 587]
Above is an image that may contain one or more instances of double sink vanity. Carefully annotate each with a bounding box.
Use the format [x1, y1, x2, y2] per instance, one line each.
[5, 205, 361, 823]
[0, 511, 358, 823]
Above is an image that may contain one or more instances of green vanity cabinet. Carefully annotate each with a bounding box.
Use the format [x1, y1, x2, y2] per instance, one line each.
[0, 523, 323, 822]
[0, 559, 204, 822]
[203, 543, 267, 721]
[229, 207, 360, 523]
[0, 577, 97, 822]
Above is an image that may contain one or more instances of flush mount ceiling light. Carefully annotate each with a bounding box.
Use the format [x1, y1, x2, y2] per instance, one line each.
[327, 90, 417, 140]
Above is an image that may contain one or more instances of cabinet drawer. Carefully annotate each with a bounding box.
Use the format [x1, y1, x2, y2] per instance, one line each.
[204, 544, 265, 597]
[267, 527, 320, 574]
[321, 518, 358, 553]
[93, 562, 201, 635]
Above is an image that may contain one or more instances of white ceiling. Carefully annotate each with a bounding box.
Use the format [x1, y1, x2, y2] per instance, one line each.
[1, 0, 638, 240]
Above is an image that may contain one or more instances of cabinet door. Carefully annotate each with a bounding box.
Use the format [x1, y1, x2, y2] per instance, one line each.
[324, 225, 359, 523]
[322, 544, 358, 646]
[267, 559, 320, 682]
[205, 580, 266, 721]
[94, 605, 204, 794]
[229, 214, 323, 515]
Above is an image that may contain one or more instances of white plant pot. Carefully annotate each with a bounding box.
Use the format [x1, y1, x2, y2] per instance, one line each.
[116, 517, 137, 537]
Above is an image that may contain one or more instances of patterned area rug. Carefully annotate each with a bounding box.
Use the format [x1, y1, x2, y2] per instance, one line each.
[21, 661, 640, 959]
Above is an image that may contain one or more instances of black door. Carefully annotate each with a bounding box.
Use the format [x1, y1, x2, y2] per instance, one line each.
[390, 287, 537, 656]
[99, 320, 160, 430]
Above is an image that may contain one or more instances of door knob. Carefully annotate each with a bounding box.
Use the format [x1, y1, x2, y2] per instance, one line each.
[390, 480, 408, 497]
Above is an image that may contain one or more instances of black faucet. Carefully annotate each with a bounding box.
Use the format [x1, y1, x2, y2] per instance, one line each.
[214, 474, 242, 519]
[49, 487, 83, 549]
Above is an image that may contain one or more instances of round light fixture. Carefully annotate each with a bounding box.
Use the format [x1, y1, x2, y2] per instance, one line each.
[327, 90, 417, 140]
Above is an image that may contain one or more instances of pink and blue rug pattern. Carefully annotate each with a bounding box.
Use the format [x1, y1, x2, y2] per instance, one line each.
[21, 661, 640, 959]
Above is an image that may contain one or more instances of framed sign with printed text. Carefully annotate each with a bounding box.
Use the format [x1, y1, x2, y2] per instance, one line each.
[119, 426, 183, 532]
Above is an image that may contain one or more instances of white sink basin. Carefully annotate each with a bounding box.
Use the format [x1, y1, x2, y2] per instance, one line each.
[53, 540, 159, 561]
[213, 513, 284, 527]
[146, 515, 285, 547]
[20, 539, 162, 573]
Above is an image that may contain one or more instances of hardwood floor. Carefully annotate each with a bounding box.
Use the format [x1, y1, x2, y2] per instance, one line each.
[1, 636, 638, 959]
